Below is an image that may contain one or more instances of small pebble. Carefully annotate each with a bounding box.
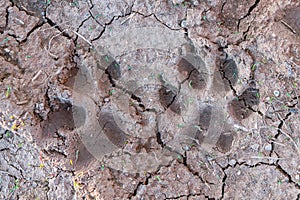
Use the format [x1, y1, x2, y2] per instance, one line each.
[229, 159, 236, 166]
[274, 90, 280, 97]
[31, 181, 37, 188]
[184, 145, 190, 151]
[264, 144, 272, 151]
[192, 0, 199, 6]
[180, 20, 187, 28]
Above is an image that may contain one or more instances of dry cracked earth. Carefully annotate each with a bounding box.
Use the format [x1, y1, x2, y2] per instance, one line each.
[0, 0, 300, 199]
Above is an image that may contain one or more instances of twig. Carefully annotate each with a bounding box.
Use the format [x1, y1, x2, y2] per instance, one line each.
[250, 156, 285, 160]
[47, 29, 92, 59]
[70, 30, 93, 46]
[16, 100, 29, 105]
[20, 5, 35, 16]
[121, 13, 136, 25]
[269, 140, 286, 147]
[44, 46, 58, 59]
[14, 18, 25, 25]
[38, 20, 73, 33]
[233, 124, 249, 132]
[31, 70, 42, 82]
[47, 31, 66, 59]
[280, 20, 296, 34]
[274, 126, 299, 154]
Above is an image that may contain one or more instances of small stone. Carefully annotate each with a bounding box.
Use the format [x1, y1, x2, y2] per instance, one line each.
[192, 0, 199, 6]
[274, 90, 280, 97]
[264, 144, 272, 151]
[295, 174, 299, 180]
[180, 20, 187, 28]
[229, 159, 236, 166]
[32, 181, 37, 188]
[184, 145, 190, 151]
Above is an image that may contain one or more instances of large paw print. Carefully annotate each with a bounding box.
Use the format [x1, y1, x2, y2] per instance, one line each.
[72, 17, 260, 173]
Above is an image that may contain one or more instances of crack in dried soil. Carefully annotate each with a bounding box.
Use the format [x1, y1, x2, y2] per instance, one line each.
[237, 0, 260, 31]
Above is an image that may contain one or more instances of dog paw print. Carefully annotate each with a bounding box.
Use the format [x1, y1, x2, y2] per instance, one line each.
[72, 22, 260, 173]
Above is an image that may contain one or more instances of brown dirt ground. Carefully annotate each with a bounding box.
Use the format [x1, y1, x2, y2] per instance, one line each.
[0, 0, 300, 199]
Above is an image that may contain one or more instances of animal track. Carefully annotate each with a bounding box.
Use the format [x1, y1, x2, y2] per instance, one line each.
[98, 112, 128, 148]
[72, 25, 260, 173]
[228, 88, 260, 120]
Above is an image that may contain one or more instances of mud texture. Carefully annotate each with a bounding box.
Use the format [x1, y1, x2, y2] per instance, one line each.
[1, 0, 300, 199]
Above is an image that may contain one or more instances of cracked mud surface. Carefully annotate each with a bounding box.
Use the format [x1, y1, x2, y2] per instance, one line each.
[1, 0, 300, 199]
